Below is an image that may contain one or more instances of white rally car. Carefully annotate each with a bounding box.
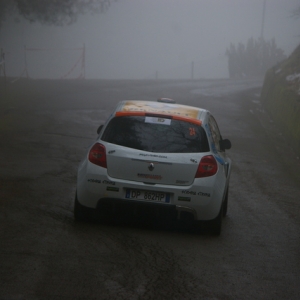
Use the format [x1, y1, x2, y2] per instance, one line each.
[75, 99, 232, 235]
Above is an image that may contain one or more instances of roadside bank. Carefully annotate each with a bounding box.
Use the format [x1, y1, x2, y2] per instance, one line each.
[260, 44, 300, 156]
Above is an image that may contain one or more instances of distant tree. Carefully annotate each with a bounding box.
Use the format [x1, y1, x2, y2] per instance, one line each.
[0, 0, 11, 27]
[226, 37, 286, 78]
[291, 5, 300, 18]
[0, 0, 114, 27]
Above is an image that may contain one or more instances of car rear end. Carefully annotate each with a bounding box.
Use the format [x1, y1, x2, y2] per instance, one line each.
[76, 100, 227, 226]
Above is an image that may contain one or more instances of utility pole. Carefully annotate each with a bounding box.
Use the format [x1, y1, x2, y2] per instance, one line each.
[0, 48, 6, 78]
[24, 45, 29, 78]
[261, 0, 266, 40]
[0, 48, 7, 92]
[81, 43, 86, 79]
[191, 61, 194, 80]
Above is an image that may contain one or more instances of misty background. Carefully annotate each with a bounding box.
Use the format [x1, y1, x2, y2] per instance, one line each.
[0, 0, 299, 80]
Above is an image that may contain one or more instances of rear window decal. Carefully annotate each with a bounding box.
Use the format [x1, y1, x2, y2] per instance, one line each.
[102, 116, 209, 153]
[121, 101, 200, 119]
[145, 116, 171, 125]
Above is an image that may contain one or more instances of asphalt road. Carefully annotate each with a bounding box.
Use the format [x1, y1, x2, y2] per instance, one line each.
[1, 78, 300, 300]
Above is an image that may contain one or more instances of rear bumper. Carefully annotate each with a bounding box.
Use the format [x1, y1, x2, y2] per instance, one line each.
[90, 198, 198, 221]
[77, 168, 226, 221]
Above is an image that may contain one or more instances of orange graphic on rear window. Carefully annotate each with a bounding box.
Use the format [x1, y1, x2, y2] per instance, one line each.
[121, 101, 200, 119]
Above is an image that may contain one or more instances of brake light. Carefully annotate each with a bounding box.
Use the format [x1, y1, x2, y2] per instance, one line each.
[88, 143, 107, 168]
[195, 155, 218, 178]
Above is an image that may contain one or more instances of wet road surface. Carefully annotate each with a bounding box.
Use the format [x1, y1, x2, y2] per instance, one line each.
[0, 79, 300, 299]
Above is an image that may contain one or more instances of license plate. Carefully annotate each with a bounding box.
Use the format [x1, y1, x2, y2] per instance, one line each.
[125, 189, 170, 203]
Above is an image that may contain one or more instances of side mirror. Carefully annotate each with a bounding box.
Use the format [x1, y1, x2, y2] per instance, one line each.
[220, 139, 231, 151]
[97, 125, 104, 135]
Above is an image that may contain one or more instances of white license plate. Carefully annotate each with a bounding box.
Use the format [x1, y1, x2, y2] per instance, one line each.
[125, 189, 170, 203]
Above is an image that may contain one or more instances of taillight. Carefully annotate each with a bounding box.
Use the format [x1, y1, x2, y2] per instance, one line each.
[195, 155, 218, 178]
[88, 143, 107, 168]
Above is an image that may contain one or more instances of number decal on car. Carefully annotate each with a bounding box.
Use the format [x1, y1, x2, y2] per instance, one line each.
[189, 127, 196, 136]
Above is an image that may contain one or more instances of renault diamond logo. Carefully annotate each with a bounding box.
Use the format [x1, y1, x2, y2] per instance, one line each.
[148, 163, 155, 171]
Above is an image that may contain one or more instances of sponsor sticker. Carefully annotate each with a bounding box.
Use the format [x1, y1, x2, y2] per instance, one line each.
[198, 191, 211, 197]
[178, 197, 191, 202]
[102, 180, 116, 186]
[87, 179, 101, 183]
[137, 173, 162, 180]
[106, 187, 119, 192]
[181, 190, 196, 195]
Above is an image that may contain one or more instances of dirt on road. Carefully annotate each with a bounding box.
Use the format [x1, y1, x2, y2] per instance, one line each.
[0, 79, 300, 300]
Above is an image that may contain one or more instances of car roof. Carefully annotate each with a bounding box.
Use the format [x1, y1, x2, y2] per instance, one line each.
[113, 100, 208, 125]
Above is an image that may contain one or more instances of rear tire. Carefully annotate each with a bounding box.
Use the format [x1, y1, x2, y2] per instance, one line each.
[205, 204, 223, 236]
[223, 187, 229, 217]
[74, 192, 89, 221]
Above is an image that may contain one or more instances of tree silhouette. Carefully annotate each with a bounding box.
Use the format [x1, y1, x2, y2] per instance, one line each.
[291, 5, 300, 19]
[0, 0, 113, 27]
[226, 37, 286, 78]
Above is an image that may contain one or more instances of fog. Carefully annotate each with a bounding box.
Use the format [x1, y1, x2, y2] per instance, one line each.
[0, 0, 299, 79]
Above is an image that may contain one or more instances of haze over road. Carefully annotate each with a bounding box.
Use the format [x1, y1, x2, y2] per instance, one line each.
[1, 0, 299, 79]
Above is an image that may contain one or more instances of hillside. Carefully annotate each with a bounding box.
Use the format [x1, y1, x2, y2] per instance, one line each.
[261, 44, 300, 155]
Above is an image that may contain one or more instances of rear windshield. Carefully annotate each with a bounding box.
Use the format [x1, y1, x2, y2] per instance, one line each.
[101, 115, 209, 153]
